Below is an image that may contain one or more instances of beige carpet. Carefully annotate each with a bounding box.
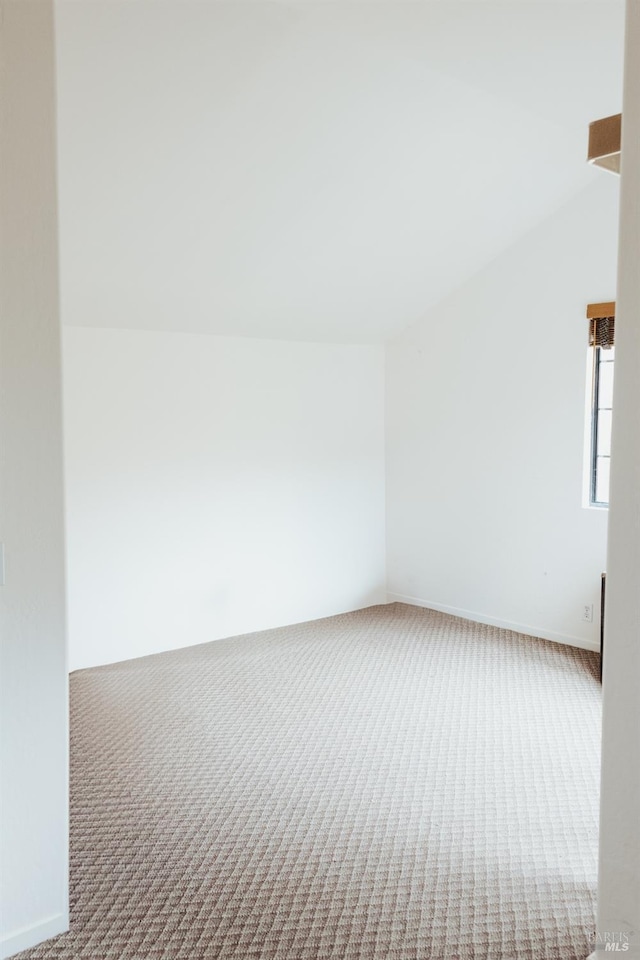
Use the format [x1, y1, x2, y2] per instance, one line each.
[16, 603, 601, 960]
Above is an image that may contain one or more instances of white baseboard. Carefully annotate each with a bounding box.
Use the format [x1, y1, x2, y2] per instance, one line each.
[1, 913, 68, 960]
[386, 593, 600, 653]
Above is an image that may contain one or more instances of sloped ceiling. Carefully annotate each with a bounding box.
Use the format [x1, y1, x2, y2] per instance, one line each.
[55, 0, 624, 343]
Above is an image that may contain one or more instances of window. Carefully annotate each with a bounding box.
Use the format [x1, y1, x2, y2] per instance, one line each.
[590, 344, 615, 507]
[586, 307, 615, 508]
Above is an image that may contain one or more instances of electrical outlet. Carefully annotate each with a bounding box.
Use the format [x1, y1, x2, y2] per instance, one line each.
[582, 603, 594, 623]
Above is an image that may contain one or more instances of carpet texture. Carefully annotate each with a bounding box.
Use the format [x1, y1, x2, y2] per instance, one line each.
[15, 603, 601, 960]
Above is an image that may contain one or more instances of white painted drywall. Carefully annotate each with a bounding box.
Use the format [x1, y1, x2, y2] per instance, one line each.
[63, 328, 385, 671]
[0, 1, 69, 957]
[594, 1, 640, 954]
[386, 177, 619, 650]
[54, 0, 624, 344]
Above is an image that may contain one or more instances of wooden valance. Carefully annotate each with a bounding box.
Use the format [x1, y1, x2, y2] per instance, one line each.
[587, 302, 616, 320]
[587, 302, 616, 349]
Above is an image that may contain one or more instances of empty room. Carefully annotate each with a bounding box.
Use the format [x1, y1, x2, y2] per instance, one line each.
[2, 1, 640, 959]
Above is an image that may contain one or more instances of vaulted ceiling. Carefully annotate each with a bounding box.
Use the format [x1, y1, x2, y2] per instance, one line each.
[55, 0, 624, 343]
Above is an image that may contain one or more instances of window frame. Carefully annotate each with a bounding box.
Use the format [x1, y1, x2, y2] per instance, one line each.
[589, 344, 614, 509]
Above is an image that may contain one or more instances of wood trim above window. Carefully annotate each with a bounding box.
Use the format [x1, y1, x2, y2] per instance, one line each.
[587, 301, 616, 320]
[587, 302, 615, 349]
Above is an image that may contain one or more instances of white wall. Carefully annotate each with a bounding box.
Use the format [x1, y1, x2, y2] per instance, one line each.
[386, 176, 619, 650]
[595, 1, 640, 954]
[0, 1, 69, 957]
[54, 0, 623, 345]
[63, 328, 385, 670]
